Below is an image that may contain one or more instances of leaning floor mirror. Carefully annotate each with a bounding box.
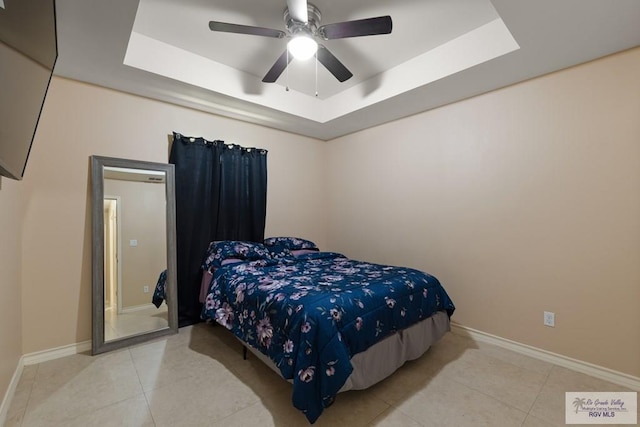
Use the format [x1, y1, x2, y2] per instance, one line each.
[91, 156, 178, 354]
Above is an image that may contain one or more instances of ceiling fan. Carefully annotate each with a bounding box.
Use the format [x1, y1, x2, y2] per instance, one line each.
[208, 0, 392, 83]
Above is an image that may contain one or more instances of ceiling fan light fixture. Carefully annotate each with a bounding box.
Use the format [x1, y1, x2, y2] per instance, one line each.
[287, 35, 318, 60]
[210, 3, 391, 83]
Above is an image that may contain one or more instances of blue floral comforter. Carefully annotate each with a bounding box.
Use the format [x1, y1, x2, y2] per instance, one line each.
[201, 252, 455, 423]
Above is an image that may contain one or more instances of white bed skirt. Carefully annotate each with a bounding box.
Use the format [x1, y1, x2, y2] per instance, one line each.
[241, 310, 451, 392]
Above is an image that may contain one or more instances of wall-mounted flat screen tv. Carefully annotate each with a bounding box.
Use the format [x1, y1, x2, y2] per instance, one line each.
[0, 0, 58, 180]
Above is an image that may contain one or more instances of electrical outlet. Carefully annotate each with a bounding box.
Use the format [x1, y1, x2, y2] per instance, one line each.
[543, 311, 555, 327]
[143, 285, 149, 293]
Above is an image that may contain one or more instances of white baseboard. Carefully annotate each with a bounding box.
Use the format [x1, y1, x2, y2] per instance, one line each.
[451, 323, 640, 391]
[1, 340, 92, 425]
[121, 303, 158, 314]
[22, 340, 92, 366]
[0, 356, 24, 427]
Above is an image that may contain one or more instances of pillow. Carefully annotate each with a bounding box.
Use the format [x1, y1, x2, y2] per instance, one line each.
[264, 236, 319, 251]
[266, 244, 293, 259]
[202, 241, 271, 270]
[291, 249, 319, 257]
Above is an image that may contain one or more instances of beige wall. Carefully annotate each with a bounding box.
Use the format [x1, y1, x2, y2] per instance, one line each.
[104, 179, 166, 309]
[0, 178, 23, 407]
[326, 48, 640, 377]
[20, 77, 327, 354]
[8, 47, 638, 399]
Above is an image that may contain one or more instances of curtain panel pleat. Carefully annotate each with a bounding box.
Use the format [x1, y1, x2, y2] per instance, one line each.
[217, 144, 268, 241]
[169, 132, 267, 326]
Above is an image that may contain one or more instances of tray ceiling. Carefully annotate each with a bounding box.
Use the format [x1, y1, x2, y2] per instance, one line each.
[54, 0, 640, 140]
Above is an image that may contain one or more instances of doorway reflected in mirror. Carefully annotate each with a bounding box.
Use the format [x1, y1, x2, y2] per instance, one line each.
[102, 166, 169, 341]
[91, 156, 177, 355]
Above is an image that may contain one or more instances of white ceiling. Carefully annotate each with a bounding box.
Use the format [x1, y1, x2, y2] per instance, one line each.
[54, 0, 640, 141]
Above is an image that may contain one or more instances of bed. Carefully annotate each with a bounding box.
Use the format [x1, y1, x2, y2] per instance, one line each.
[200, 238, 455, 424]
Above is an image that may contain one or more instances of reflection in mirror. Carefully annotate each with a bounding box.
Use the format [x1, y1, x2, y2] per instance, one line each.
[91, 156, 177, 355]
[103, 167, 168, 340]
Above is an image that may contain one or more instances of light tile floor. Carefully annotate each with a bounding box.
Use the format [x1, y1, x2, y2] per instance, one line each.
[5, 324, 638, 426]
[105, 304, 169, 342]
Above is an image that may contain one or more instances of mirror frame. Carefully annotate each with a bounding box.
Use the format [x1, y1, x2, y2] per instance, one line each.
[91, 155, 178, 355]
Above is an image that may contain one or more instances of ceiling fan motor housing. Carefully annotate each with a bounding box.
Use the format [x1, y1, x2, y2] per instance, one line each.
[284, 2, 321, 37]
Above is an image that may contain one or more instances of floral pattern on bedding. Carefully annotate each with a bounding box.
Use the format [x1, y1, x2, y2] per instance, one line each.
[202, 241, 272, 270]
[201, 252, 455, 423]
[152, 269, 167, 308]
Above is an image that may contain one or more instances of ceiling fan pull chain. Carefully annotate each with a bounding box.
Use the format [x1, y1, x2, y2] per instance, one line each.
[315, 52, 318, 97]
[286, 49, 290, 92]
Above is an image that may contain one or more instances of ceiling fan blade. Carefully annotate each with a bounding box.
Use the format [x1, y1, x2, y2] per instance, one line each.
[209, 21, 286, 38]
[286, 0, 309, 23]
[318, 16, 392, 40]
[316, 45, 353, 82]
[262, 50, 293, 83]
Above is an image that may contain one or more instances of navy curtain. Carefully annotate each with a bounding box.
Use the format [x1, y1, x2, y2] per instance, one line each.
[169, 132, 267, 326]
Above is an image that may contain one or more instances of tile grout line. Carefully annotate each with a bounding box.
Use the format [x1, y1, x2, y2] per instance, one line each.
[446, 346, 546, 419]
[129, 348, 158, 426]
[386, 402, 428, 427]
[360, 399, 391, 427]
[37, 351, 150, 425]
[520, 365, 554, 427]
[446, 371, 530, 421]
[17, 363, 40, 427]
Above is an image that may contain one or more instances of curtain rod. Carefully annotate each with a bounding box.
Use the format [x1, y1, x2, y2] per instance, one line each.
[173, 133, 267, 154]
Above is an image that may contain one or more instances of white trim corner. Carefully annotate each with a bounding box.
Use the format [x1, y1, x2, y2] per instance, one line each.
[22, 340, 92, 366]
[1, 340, 92, 425]
[0, 356, 24, 427]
